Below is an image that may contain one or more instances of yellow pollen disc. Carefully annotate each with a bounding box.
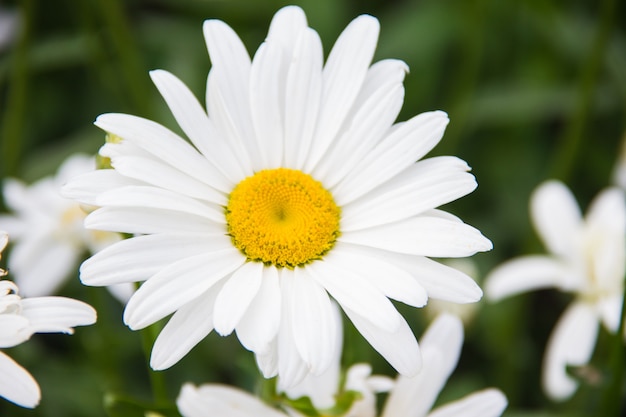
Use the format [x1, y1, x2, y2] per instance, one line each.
[226, 168, 341, 268]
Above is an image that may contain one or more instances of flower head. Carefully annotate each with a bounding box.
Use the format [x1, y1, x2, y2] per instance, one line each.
[175, 314, 508, 417]
[0, 154, 124, 298]
[64, 5, 491, 387]
[485, 180, 626, 400]
[0, 235, 97, 408]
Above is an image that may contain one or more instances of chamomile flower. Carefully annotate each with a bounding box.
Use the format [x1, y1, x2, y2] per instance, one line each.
[0, 154, 126, 299]
[64, 5, 491, 387]
[0, 234, 96, 408]
[485, 180, 626, 400]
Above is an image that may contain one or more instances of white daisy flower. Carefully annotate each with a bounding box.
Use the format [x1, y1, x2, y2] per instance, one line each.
[485, 180, 626, 400]
[0, 154, 127, 299]
[175, 315, 508, 417]
[63, 5, 491, 387]
[0, 255, 97, 408]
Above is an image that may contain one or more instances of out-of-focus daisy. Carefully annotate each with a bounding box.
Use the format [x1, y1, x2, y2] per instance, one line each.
[0, 233, 97, 408]
[485, 180, 626, 400]
[176, 315, 508, 417]
[0, 154, 126, 299]
[64, 5, 491, 387]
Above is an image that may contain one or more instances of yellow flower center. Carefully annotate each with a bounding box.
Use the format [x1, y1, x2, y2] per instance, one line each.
[226, 168, 341, 268]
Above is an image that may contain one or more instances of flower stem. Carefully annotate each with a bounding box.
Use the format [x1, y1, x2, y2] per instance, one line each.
[140, 322, 170, 406]
[599, 281, 626, 416]
[550, 0, 617, 182]
[0, 0, 33, 182]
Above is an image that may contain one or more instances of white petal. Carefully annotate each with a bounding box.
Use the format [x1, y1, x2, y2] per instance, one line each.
[149, 69, 245, 183]
[331, 243, 428, 307]
[0, 315, 30, 347]
[341, 156, 476, 231]
[427, 388, 508, 417]
[333, 111, 448, 205]
[213, 262, 263, 336]
[255, 339, 279, 379]
[306, 256, 401, 331]
[305, 15, 380, 172]
[95, 185, 224, 223]
[235, 266, 282, 354]
[343, 305, 421, 376]
[0, 351, 40, 408]
[288, 268, 338, 375]
[123, 249, 245, 329]
[61, 169, 142, 206]
[314, 61, 406, 188]
[382, 314, 463, 417]
[276, 275, 309, 389]
[20, 297, 96, 333]
[11, 240, 79, 297]
[249, 41, 284, 168]
[95, 113, 232, 193]
[176, 383, 286, 417]
[203, 19, 255, 173]
[283, 28, 323, 169]
[101, 142, 228, 205]
[266, 5, 308, 50]
[386, 253, 483, 303]
[85, 206, 224, 235]
[543, 301, 599, 401]
[597, 294, 622, 332]
[585, 187, 626, 291]
[339, 215, 492, 257]
[530, 181, 582, 258]
[151, 284, 221, 370]
[81, 233, 232, 286]
[485, 256, 571, 301]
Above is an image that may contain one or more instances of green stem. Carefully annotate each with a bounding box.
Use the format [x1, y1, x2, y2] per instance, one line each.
[95, 0, 152, 115]
[0, 0, 33, 182]
[550, 0, 617, 182]
[598, 281, 626, 416]
[140, 322, 170, 406]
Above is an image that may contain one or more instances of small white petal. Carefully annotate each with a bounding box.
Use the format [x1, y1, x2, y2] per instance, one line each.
[96, 185, 224, 223]
[176, 383, 286, 417]
[333, 111, 449, 205]
[288, 268, 338, 375]
[0, 315, 30, 347]
[149, 69, 245, 183]
[305, 15, 380, 171]
[343, 305, 421, 377]
[0, 351, 40, 409]
[151, 284, 221, 370]
[235, 266, 282, 354]
[531, 181, 582, 258]
[61, 169, 142, 206]
[307, 256, 401, 331]
[124, 249, 244, 329]
[20, 297, 96, 333]
[485, 256, 572, 301]
[85, 206, 224, 235]
[339, 215, 492, 257]
[81, 233, 232, 286]
[427, 388, 508, 417]
[341, 156, 476, 231]
[213, 262, 263, 336]
[543, 301, 599, 401]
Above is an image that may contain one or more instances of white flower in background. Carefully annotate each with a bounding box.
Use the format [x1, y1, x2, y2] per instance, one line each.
[485, 180, 626, 401]
[176, 315, 508, 417]
[0, 153, 126, 299]
[0, 234, 97, 408]
[63, 5, 491, 387]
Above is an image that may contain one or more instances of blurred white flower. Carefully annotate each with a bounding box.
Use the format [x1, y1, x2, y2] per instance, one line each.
[485, 180, 626, 400]
[176, 315, 507, 417]
[0, 261, 96, 408]
[64, 5, 491, 388]
[0, 8, 19, 52]
[0, 154, 127, 299]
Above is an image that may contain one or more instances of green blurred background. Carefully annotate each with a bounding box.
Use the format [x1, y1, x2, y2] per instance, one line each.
[0, 0, 625, 416]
